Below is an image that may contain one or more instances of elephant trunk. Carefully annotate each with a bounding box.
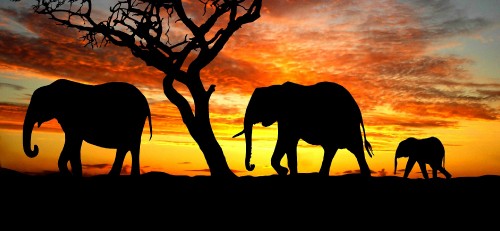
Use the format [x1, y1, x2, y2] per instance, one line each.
[394, 157, 397, 175]
[23, 107, 39, 158]
[244, 121, 255, 171]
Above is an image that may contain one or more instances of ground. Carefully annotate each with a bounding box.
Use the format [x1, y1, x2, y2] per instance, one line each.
[1, 168, 499, 228]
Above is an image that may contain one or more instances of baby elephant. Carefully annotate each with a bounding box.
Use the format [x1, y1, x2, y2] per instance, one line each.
[22, 79, 152, 177]
[394, 137, 452, 179]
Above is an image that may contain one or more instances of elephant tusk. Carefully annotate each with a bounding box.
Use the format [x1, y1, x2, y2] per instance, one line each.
[232, 130, 244, 138]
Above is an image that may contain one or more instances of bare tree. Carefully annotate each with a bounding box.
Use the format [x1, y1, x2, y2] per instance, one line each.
[15, 0, 262, 177]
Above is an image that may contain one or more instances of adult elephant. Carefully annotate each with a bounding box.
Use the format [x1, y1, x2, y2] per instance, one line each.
[233, 81, 374, 177]
[23, 79, 152, 177]
[394, 137, 452, 179]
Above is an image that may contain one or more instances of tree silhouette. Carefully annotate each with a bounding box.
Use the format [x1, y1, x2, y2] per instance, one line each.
[15, 0, 262, 177]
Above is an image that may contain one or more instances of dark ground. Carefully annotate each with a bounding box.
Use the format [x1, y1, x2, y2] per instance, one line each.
[1, 168, 499, 228]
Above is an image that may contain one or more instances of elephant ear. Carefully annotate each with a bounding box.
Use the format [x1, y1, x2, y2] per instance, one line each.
[396, 139, 412, 158]
[263, 85, 287, 126]
[248, 86, 279, 127]
[34, 85, 60, 125]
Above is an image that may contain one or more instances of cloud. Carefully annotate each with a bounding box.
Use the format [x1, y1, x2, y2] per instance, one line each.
[83, 163, 110, 170]
[0, 82, 25, 91]
[405, 0, 494, 38]
[0, 10, 164, 88]
[0, 102, 26, 130]
[392, 101, 498, 120]
[0, 0, 498, 138]
[368, 114, 458, 128]
[0, 8, 38, 38]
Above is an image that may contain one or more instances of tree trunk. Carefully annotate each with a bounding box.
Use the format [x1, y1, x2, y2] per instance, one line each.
[192, 123, 235, 178]
[163, 73, 236, 178]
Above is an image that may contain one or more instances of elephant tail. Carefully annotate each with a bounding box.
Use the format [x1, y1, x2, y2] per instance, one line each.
[443, 152, 446, 168]
[365, 139, 373, 158]
[145, 104, 152, 141]
[361, 120, 374, 158]
[148, 114, 153, 140]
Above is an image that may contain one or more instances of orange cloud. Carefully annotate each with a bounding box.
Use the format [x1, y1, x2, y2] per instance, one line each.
[1, 0, 498, 136]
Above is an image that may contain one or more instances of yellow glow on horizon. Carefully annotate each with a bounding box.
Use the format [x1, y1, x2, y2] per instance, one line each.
[2, 116, 499, 178]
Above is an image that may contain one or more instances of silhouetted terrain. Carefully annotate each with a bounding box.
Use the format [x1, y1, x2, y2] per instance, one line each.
[1, 167, 499, 228]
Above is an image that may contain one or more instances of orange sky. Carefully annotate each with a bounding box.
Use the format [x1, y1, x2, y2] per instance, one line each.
[0, 0, 499, 178]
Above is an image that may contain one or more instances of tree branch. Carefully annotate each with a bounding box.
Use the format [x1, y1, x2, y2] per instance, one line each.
[163, 73, 194, 126]
[24, 0, 261, 89]
[191, 0, 262, 70]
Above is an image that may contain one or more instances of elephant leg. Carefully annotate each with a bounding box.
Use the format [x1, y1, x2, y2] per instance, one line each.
[403, 158, 417, 178]
[69, 139, 83, 177]
[110, 148, 128, 175]
[439, 168, 452, 179]
[432, 163, 452, 179]
[432, 168, 438, 179]
[319, 146, 337, 176]
[58, 150, 71, 176]
[271, 138, 288, 176]
[284, 138, 300, 175]
[347, 141, 371, 177]
[58, 134, 81, 176]
[417, 161, 429, 179]
[130, 142, 141, 176]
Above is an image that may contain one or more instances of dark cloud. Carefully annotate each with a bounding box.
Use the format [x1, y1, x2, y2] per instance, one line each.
[83, 163, 110, 169]
[477, 89, 500, 100]
[437, 17, 491, 37]
[0, 102, 26, 130]
[406, 0, 494, 38]
[369, 114, 458, 128]
[262, 0, 352, 18]
[0, 82, 24, 90]
[392, 101, 498, 120]
[0, 10, 163, 88]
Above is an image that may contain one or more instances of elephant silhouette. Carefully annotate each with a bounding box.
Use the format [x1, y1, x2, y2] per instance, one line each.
[394, 136, 452, 179]
[233, 81, 373, 177]
[23, 79, 152, 177]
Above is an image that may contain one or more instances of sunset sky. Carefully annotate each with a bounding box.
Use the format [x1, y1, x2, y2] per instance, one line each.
[0, 0, 499, 178]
